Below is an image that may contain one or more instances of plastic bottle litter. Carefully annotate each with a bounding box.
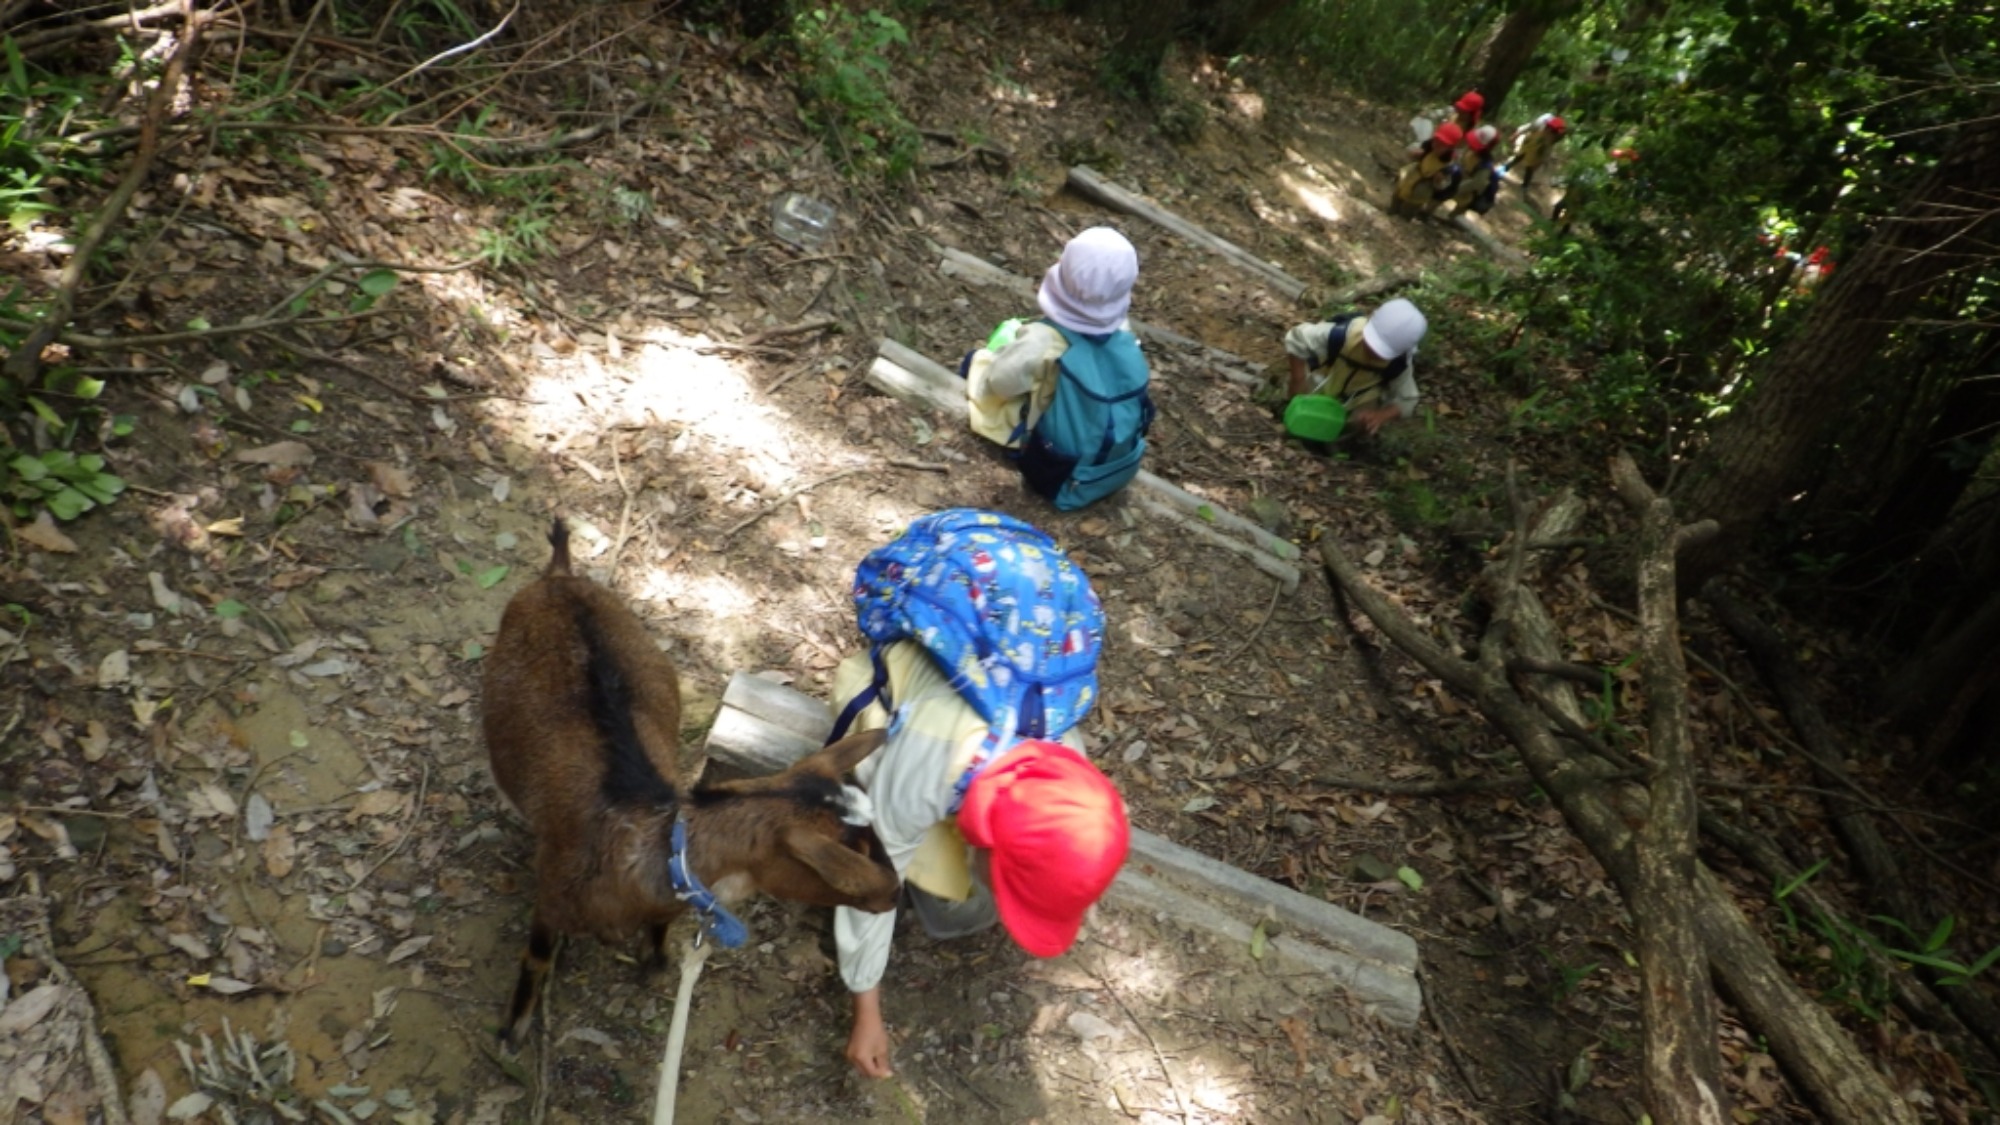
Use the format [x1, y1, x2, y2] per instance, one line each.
[770, 193, 836, 250]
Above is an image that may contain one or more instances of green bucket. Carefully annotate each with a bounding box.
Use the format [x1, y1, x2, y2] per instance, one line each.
[1283, 394, 1347, 443]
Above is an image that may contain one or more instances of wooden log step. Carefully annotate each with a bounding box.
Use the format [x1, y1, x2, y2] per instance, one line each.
[702, 672, 1425, 1027]
[1066, 166, 1309, 302]
[866, 339, 1302, 576]
[935, 246, 1264, 388]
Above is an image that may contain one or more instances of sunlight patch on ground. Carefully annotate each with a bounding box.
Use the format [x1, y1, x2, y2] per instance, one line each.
[1277, 169, 1343, 224]
[496, 322, 799, 474]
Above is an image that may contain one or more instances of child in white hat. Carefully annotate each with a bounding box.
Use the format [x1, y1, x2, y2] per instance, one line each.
[960, 227, 1153, 510]
[1280, 298, 1428, 436]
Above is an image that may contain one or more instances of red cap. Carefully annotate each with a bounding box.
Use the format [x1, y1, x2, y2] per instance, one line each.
[1547, 116, 1567, 135]
[958, 740, 1130, 957]
[1432, 122, 1465, 148]
[1454, 91, 1485, 115]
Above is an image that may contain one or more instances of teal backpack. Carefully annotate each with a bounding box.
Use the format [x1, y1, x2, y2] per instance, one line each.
[1011, 322, 1153, 511]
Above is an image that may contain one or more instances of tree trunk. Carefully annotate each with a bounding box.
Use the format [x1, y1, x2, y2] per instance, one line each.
[1846, 359, 2000, 577]
[1672, 110, 2000, 587]
[1472, 0, 1578, 115]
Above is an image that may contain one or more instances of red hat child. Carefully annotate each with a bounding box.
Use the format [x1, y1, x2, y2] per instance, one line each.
[1432, 122, 1465, 148]
[1454, 91, 1485, 116]
[958, 740, 1130, 957]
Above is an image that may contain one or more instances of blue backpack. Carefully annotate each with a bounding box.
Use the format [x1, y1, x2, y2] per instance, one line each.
[829, 510, 1104, 757]
[1013, 323, 1153, 511]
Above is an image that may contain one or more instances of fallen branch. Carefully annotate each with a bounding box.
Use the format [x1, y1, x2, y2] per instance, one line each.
[11, 0, 189, 58]
[1610, 452, 1727, 1123]
[35, 309, 386, 351]
[1310, 771, 1622, 796]
[744, 316, 838, 346]
[1320, 478, 1918, 1123]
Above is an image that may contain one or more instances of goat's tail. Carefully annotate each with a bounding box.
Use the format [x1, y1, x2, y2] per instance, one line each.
[546, 518, 572, 577]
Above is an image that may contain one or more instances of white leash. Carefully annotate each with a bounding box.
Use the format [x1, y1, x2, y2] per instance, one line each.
[650, 935, 713, 1125]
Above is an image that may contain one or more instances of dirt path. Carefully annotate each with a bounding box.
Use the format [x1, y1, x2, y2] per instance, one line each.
[1, 6, 1694, 1124]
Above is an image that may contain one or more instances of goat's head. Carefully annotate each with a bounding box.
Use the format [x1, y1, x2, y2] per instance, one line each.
[688, 728, 900, 913]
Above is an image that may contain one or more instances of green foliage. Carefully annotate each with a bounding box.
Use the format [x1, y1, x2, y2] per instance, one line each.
[1870, 915, 2000, 988]
[1489, 0, 2000, 467]
[474, 196, 555, 269]
[1539, 948, 1601, 1004]
[5, 449, 127, 522]
[1248, 0, 1482, 102]
[791, 7, 920, 182]
[1, 37, 102, 231]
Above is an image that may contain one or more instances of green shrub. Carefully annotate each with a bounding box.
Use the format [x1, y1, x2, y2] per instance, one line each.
[791, 7, 920, 182]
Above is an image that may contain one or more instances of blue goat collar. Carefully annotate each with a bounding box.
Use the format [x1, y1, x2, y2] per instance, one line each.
[668, 817, 749, 949]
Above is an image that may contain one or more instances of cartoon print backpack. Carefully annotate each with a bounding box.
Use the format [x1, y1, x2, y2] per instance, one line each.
[1013, 322, 1153, 511]
[829, 509, 1104, 751]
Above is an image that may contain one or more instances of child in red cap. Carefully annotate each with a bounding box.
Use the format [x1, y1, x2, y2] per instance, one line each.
[1391, 121, 1465, 217]
[1506, 113, 1568, 187]
[829, 645, 1130, 1078]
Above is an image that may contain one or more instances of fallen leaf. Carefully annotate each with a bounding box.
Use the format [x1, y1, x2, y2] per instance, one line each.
[148, 572, 184, 614]
[166, 931, 213, 961]
[558, 1027, 624, 1060]
[262, 825, 296, 877]
[0, 983, 65, 1034]
[244, 793, 274, 842]
[98, 649, 131, 689]
[368, 461, 417, 497]
[385, 935, 433, 965]
[1278, 1015, 1312, 1076]
[128, 1068, 167, 1125]
[205, 517, 245, 537]
[234, 441, 316, 467]
[80, 720, 110, 762]
[166, 1092, 214, 1121]
[198, 781, 239, 819]
[349, 790, 406, 821]
[18, 511, 78, 552]
[199, 976, 255, 995]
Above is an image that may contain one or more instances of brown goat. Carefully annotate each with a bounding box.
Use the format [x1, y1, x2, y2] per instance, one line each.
[483, 519, 899, 1046]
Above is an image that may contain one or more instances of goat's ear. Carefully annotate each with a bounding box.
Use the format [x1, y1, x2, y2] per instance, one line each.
[782, 824, 898, 910]
[810, 728, 888, 776]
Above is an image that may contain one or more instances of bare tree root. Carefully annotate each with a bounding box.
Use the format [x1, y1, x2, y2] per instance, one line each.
[1319, 463, 1919, 1124]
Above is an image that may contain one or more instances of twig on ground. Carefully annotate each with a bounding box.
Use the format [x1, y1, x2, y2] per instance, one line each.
[607, 440, 637, 585]
[744, 316, 837, 346]
[1221, 577, 1284, 665]
[1084, 955, 1189, 1124]
[346, 762, 431, 893]
[764, 361, 817, 395]
[719, 466, 875, 542]
[260, 255, 482, 322]
[886, 458, 950, 473]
